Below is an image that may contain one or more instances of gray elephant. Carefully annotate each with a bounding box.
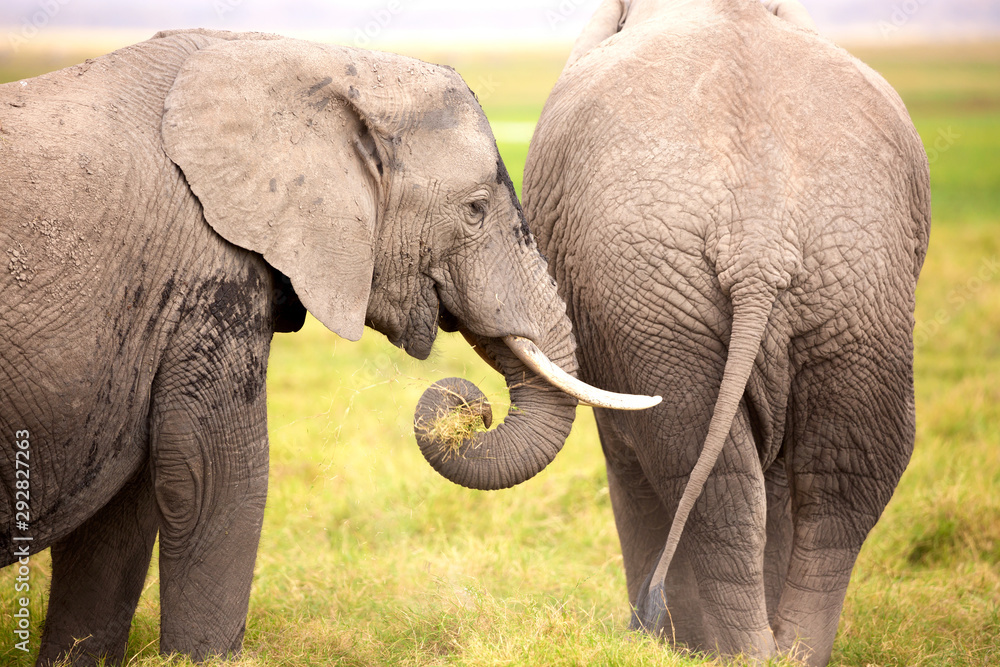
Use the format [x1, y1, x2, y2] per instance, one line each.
[522, 1, 931, 665]
[0, 29, 654, 666]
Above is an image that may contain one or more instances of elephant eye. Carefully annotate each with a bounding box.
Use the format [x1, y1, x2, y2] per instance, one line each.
[465, 196, 489, 230]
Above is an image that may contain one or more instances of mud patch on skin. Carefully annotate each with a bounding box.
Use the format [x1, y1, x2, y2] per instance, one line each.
[6, 241, 34, 285]
[157, 277, 177, 311]
[421, 106, 459, 131]
[207, 279, 247, 327]
[145, 276, 178, 339]
[420, 85, 469, 131]
[306, 76, 333, 96]
[175, 270, 273, 404]
[240, 348, 267, 404]
[131, 284, 145, 308]
[8, 217, 94, 289]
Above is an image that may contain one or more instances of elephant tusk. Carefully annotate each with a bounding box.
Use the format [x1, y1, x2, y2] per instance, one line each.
[503, 335, 662, 411]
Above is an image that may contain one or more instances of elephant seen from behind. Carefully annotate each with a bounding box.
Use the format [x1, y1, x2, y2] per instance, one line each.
[523, 0, 931, 665]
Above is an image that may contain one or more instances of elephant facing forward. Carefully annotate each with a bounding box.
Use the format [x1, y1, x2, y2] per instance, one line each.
[524, 1, 930, 665]
[0, 29, 654, 666]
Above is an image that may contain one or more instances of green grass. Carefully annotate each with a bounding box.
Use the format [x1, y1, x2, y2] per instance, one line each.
[2, 37, 999, 666]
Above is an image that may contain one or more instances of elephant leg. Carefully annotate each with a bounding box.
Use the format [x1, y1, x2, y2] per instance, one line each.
[774, 348, 914, 667]
[659, 540, 708, 650]
[598, 413, 706, 649]
[149, 315, 271, 660]
[763, 457, 793, 625]
[37, 465, 159, 666]
[678, 403, 776, 660]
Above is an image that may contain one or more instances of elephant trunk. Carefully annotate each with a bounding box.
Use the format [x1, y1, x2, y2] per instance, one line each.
[413, 318, 579, 491]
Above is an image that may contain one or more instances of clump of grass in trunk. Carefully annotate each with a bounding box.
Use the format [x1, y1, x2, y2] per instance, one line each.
[424, 401, 490, 462]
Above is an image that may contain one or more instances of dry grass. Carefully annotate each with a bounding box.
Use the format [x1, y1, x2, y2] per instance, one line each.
[418, 400, 490, 462]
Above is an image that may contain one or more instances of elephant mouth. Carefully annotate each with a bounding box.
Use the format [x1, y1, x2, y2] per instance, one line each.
[437, 301, 460, 333]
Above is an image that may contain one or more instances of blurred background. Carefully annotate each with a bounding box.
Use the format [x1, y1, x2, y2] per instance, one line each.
[2, 0, 1000, 47]
[1, 1, 998, 666]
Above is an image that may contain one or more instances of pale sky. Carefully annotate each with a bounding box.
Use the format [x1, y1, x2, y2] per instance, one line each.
[2, 0, 997, 47]
[1, 0, 605, 45]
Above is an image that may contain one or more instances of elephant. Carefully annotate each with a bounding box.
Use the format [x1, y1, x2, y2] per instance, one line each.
[761, 0, 817, 31]
[0, 29, 656, 666]
[522, 1, 931, 665]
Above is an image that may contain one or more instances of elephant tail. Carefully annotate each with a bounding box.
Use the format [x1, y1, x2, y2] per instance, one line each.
[633, 278, 778, 632]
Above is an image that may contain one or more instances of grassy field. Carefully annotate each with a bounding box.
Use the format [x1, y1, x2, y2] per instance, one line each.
[1, 35, 999, 667]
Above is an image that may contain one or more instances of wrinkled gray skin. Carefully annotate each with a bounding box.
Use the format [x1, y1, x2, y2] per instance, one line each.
[524, 1, 930, 665]
[0, 29, 579, 665]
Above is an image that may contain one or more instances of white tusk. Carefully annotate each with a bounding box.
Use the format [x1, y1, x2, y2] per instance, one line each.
[503, 335, 662, 411]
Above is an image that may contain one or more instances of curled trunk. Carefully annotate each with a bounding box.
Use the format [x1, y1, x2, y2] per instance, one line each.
[414, 322, 578, 491]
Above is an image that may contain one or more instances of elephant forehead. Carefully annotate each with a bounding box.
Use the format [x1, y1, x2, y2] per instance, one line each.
[416, 84, 482, 131]
[406, 115, 497, 182]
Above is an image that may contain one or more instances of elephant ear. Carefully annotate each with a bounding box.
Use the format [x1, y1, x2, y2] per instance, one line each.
[162, 38, 389, 341]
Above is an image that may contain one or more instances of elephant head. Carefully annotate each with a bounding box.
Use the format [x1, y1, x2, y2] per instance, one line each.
[160, 33, 656, 491]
